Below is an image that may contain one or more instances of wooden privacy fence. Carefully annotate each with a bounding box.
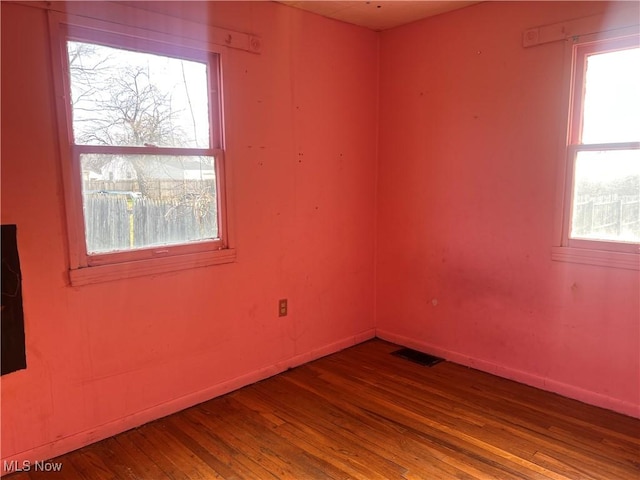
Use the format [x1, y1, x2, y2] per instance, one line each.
[573, 194, 640, 238]
[84, 194, 218, 253]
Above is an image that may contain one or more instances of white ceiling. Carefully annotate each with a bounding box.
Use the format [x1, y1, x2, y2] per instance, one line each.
[280, 1, 480, 31]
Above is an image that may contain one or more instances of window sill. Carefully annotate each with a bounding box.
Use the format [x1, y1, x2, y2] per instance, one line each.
[69, 248, 236, 286]
[551, 246, 639, 270]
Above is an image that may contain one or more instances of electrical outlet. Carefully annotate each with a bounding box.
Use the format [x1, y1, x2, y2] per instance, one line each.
[278, 299, 288, 317]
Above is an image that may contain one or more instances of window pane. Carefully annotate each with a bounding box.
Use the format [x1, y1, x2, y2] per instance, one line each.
[81, 154, 218, 254]
[582, 47, 640, 144]
[571, 150, 640, 243]
[68, 41, 210, 148]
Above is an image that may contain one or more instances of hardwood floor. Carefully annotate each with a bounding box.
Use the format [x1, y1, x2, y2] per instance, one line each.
[6, 340, 640, 479]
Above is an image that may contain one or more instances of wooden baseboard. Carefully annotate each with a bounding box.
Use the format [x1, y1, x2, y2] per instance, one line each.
[0, 328, 376, 473]
[376, 329, 639, 419]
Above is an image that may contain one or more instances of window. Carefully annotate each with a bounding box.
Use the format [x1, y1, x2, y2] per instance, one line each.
[555, 32, 640, 268]
[50, 14, 234, 284]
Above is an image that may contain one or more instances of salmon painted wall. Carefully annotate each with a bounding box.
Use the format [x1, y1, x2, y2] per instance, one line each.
[377, 1, 639, 417]
[1, 1, 377, 465]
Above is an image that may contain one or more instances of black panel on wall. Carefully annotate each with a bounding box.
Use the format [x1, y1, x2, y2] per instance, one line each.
[1, 224, 27, 375]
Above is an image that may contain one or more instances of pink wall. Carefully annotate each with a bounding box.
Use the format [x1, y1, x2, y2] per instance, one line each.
[2, 0, 638, 469]
[377, 1, 639, 417]
[1, 1, 377, 465]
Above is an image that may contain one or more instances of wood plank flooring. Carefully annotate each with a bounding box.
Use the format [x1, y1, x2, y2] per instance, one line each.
[6, 340, 640, 479]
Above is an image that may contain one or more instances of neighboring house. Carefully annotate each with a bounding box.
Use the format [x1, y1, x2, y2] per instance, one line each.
[81, 165, 103, 182]
[85, 155, 215, 182]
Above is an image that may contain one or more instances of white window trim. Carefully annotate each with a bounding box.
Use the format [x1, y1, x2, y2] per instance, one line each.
[48, 11, 236, 285]
[552, 25, 640, 271]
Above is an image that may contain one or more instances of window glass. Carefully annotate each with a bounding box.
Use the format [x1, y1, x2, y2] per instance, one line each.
[80, 153, 218, 253]
[571, 149, 640, 243]
[581, 47, 640, 144]
[68, 41, 211, 148]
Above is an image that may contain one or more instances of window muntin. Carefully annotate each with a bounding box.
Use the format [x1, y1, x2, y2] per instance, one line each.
[566, 35, 640, 250]
[59, 28, 228, 266]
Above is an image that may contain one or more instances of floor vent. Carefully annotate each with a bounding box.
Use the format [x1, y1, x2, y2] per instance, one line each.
[391, 348, 443, 367]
